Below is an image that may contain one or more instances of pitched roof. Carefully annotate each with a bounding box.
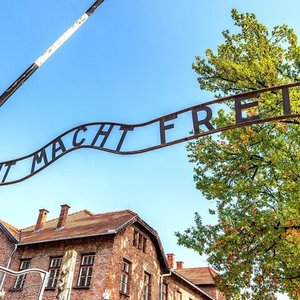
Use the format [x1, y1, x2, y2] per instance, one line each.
[0, 220, 20, 242]
[171, 271, 214, 300]
[17, 207, 169, 270]
[175, 267, 218, 285]
[0, 207, 218, 298]
[19, 209, 138, 244]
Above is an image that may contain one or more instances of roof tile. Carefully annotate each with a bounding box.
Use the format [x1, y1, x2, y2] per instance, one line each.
[0, 220, 20, 241]
[19, 209, 137, 244]
[175, 267, 218, 285]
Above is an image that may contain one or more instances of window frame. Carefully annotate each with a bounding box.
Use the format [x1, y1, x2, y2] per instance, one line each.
[119, 259, 131, 295]
[142, 236, 147, 253]
[76, 254, 95, 288]
[143, 272, 151, 300]
[162, 282, 168, 300]
[46, 256, 63, 289]
[176, 290, 182, 300]
[133, 230, 139, 247]
[133, 229, 147, 253]
[13, 259, 31, 290]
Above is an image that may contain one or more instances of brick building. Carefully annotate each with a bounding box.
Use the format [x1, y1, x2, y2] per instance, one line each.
[175, 267, 225, 300]
[0, 204, 224, 300]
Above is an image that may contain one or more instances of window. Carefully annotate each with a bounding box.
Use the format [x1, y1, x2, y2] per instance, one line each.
[162, 282, 168, 300]
[46, 257, 62, 288]
[133, 229, 147, 253]
[143, 272, 151, 300]
[133, 230, 139, 247]
[77, 254, 95, 287]
[13, 259, 30, 289]
[120, 260, 131, 295]
[176, 290, 182, 300]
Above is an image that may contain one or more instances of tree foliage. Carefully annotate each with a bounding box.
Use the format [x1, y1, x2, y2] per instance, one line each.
[176, 9, 300, 300]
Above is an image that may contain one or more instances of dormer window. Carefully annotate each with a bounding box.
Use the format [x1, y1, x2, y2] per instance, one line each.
[133, 229, 147, 253]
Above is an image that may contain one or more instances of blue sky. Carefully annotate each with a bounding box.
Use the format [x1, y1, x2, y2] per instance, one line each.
[0, 1, 298, 297]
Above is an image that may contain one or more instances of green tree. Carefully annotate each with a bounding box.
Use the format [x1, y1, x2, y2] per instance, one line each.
[176, 9, 300, 300]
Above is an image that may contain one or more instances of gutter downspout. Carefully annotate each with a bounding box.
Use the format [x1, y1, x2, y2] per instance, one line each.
[160, 269, 172, 300]
[0, 243, 18, 292]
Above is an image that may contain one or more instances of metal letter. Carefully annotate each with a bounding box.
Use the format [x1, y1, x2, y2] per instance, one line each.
[0, 161, 16, 183]
[31, 149, 49, 174]
[160, 114, 177, 144]
[91, 124, 114, 148]
[235, 97, 260, 124]
[72, 126, 87, 147]
[192, 106, 214, 134]
[52, 138, 67, 160]
[116, 126, 134, 152]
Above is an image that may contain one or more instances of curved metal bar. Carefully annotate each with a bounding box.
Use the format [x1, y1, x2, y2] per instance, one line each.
[0, 266, 48, 277]
[0, 82, 299, 186]
[0, 266, 49, 300]
[3, 82, 300, 163]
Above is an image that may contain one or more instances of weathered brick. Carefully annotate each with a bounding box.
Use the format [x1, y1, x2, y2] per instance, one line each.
[0, 208, 224, 300]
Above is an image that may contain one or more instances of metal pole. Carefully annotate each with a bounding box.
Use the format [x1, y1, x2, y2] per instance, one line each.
[37, 271, 50, 300]
[0, 0, 105, 108]
[0, 244, 17, 292]
[160, 271, 172, 300]
[0, 266, 49, 300]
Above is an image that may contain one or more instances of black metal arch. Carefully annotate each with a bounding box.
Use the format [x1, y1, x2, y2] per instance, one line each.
[0, 82, 299, 186]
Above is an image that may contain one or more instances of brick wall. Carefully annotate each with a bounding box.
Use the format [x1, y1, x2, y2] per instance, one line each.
[3, 235, 115, 300]
[0, 230, 16, 294]
[196, 284, 226, 300]
[165, 274, 211, 300]
[197, 285, 216, 299]
[1, 223, 215, 300]
[0, 230, 15, 268]
[110, 224, 162, 299]
[2, 224, 165, 300]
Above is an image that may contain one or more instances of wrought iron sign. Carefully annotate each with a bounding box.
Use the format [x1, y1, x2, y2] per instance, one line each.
[0, 82, 299, 186]
[0, 2, 299, 186]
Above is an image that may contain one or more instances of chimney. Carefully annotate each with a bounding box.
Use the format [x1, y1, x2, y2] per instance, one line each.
[56, 204, 70, 230]
[176, 261, 184, 270]
[34, 209, 49, 231]
[166, 253, 175, 269]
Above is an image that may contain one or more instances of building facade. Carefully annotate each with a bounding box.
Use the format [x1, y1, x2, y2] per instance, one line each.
[175, 267, 226, 300]
[0, 204, 224, 300]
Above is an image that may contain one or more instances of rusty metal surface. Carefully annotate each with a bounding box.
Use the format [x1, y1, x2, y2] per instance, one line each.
[0, 83, 300, 186]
